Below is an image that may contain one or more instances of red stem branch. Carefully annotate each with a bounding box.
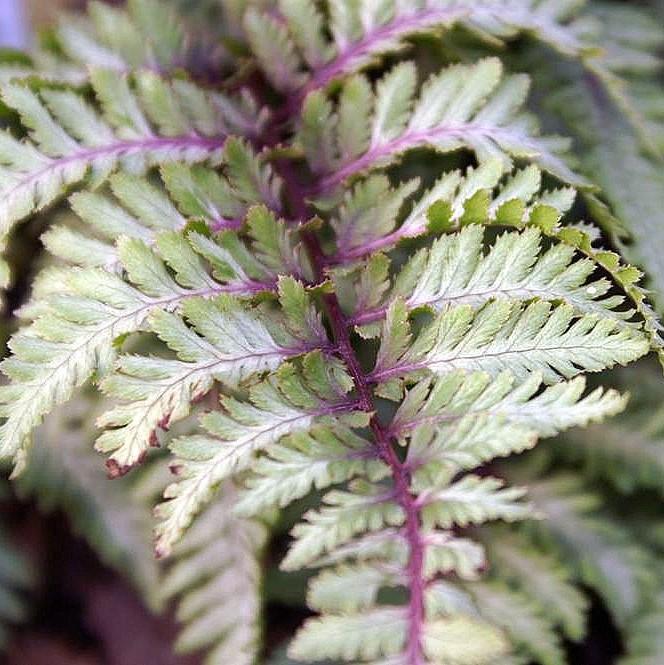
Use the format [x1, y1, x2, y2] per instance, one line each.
[277, 156, 427, 665]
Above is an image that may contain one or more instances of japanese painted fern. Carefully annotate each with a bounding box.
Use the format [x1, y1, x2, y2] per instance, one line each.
[0, 1, 662, 663]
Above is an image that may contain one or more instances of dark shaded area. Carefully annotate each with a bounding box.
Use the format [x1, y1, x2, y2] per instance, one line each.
[1, 506, 200, 665]
[566, 592, 624, 665]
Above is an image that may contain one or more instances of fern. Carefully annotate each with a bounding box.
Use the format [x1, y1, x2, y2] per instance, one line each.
[327, 160, 576, 262]
[556, 405, 664, 495]
[345, 223, 633, 327]
[526, 474, 658, 626]
[248, 0, 600, 103]
[372, 299, 648, 386]
[0, 1, 661, 664]
[299, 58, 586, 198]
[527, 3, 664, 314]
[99, 277, 328, 476]
[484, 531, 588, 642]
[0, 0, 223, 86]
[470, 582, 566, 665]
[0, 69, 267, 290]
[155, 351, 368, 558]
[0, 150, 291, 472]
[161, 482, 267, 664]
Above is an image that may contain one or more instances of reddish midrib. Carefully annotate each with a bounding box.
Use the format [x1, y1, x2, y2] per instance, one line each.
[278, 158, 427, 664]
[5, 134, 227, 202]
[281, 5, 471, 116]
[310, 123, 526, 197]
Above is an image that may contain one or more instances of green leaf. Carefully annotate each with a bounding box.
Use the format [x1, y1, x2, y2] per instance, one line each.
[289, 608, 407, 662]
[0, 71, 265, 267]
[373, 299, 649, 385]
[279, 0, 330, 69]
[307, 563, 399, 614]
[420, 475, 534, 529]
[236, 425, 381, 517]
[301, 59, 587, 196]
[329, 162, 576, 263]
[377, 225, 633, 325]
[486, 532, 588, 640]
[0, 229, 281, 473]
[394, 371, 627, 487]
[154, 353, 360, 558]
[528, 475, 658, 625]
[98, 280, 328, 475]
[282, 483, 405, 571]
[244, 8, 306, 93]
[161, 483, 268, 665]
[470, 582, 566, 665]
[278, 0, 597, 98]
[423, 615, 510, 665]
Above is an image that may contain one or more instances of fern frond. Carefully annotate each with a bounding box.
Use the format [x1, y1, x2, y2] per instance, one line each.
[527, 474, 658, 626]
[484, 531, 588, 641]
[556, 406, 664, 495]
[427, 573, 579, 665]
[299, 58, 585, 197]
[0, 0, 222, 86]
[311, 529, 486, 584]
[290, 609, 507, 664]
[349, 225, 632, 328]
[545, 222, 664, 364]
[0, 69, 266, 248]
[307, 563, 400, 614]
[420, 475, 534, 530]
[252, 0, 593, 104]
[281, 289, 646, 664]
[537, 3, 664, 317]
[244, 8, 308, 94]
[236, 425, 388, 517]
[327, 161, 575, 262]
[0, 220, 299, 473]
[393, 370, 627, 484]
[283, 370, 605, 663]
[98, 278, 329, 475]
[155, 352, 367, 557]
[161, 482, 267, 665]
[469, 582, 566, 665]
[282, 481, 405, 571]
[581, 4, 664, 147]
[372, 299, 649, 386]
[46, 152, 288, 274]
[288, 607, 408, 662]
[0, 3, 660, 664]
[328, 163, 662, 361]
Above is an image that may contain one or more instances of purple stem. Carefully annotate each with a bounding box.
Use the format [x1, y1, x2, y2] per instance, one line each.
[328, 226, 414, 265]
[282, 4, 471, 115]
[277, 157, 427, 665]
[310, 124, 521, 197]
[209, 215, 246, 232]
[6, 135, 228, 203]
[351, 304, 391, 327]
